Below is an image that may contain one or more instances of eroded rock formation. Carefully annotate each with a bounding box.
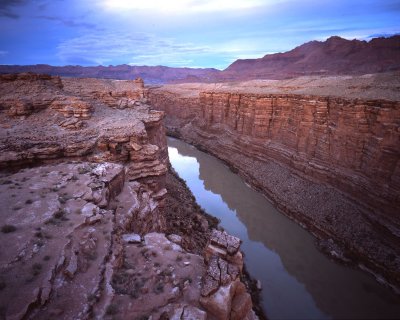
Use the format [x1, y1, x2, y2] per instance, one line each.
[0, 73, 257, 319]
[148, 78, 400, 290]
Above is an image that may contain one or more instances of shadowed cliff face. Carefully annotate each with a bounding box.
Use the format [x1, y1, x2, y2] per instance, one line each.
[148, 79, 400, 289]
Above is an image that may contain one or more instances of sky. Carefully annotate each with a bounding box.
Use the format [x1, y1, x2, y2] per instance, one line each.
[0, 0, 399, 69]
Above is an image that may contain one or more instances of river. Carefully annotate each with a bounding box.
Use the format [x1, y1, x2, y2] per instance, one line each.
[168, 137, 400, 319]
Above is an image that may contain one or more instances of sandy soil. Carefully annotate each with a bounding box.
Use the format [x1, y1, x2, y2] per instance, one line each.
[153, 72, 400, 101]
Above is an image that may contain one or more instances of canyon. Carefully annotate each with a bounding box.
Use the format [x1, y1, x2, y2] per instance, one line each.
[148, 73, 400, 291]
[0, 68, 399, 319]
[0, 73, 257, 319]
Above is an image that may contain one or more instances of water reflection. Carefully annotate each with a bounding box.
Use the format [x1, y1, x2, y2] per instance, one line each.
[168, 137, 400, 320]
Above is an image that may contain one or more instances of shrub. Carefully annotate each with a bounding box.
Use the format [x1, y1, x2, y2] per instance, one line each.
[1, 225, 17, 233]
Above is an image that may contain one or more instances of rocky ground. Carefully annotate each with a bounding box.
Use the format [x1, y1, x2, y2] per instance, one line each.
[0, 73, 259, 319]
[153, 71, 400, 101]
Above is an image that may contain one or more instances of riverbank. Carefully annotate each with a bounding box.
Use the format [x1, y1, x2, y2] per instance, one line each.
[166, 167, 267, 319]
[168, 130, 400, 295]
[168, 136, 400, 319]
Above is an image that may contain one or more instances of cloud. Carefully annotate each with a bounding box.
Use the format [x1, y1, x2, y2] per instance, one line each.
[101, 0, 268, 13]
[35, 15, 99, 29]
[0, 50, 8, 56]
[0, 0, 26, 18]
[0, 0, 55, 19]
[57, 32, 213, 66]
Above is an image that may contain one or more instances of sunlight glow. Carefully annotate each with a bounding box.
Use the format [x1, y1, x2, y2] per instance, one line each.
[102, 0, 267, 13]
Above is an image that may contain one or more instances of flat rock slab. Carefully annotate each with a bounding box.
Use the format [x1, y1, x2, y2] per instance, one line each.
[0, 162, 123, 320]
[103, 233, 206, 319]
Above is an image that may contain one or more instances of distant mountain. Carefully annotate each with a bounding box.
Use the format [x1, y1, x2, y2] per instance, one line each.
[0, 35, 398, 83]
[0, 64, 220, 84]
[218, 35, 400, 80]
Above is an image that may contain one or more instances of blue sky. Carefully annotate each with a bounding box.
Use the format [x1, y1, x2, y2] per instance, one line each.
[0, 0, 399, 69]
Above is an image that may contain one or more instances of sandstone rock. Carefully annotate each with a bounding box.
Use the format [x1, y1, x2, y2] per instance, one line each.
[144, 232, 182, 251]
[167, 234, 182, 244]
[81, 202, 99, 217]
[59, 117, 84, 130]
[210, 229, 241, 255]
[231, 290, 253, 320]
[200, 280, 238, 320]
[122, 233, 142, 243]
[51, 96, 92, 119]
[64, 250, 78, 278]
[170, 305, 207, 320]
[182, 305, 207, 320]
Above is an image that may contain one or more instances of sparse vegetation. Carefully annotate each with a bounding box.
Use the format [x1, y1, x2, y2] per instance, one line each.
[163, 244, 172, 251]
[43, 255, 51, 261]
[183, 276, 192, 284]
[160, 269, 172, 277]
[105, 304, 118, 315]
[78, 166, 90, 174]
[0, 281, 6, 291]
[34, 231, 43, 238]
[25, 199, 33, 204]
[32, 263, 42, 276]
[58, 195, 67, 204]
[45, 209, 68, 225]
[1, 225, 17, 233]
[54, 208, 67, 219]
[153, 281, 164, 294]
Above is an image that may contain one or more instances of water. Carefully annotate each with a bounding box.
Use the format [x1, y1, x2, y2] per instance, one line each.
[168, 137, 400, 320]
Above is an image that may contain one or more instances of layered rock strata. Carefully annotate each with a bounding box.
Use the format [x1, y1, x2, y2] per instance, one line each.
[0, 74, 257, 319]
[148, 80, 400, 290]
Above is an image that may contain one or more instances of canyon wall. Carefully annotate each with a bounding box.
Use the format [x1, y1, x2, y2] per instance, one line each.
[148, 83, 400, 289]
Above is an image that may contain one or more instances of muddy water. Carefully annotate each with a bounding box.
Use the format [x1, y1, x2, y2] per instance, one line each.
[167, 137, 400, 320]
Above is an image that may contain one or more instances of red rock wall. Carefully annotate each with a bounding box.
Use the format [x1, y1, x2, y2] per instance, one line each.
[149, 90, 400, 219]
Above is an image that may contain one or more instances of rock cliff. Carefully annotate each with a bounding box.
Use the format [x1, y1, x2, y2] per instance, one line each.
[148, 77, 400, 290]
[0, 74, 257, 319]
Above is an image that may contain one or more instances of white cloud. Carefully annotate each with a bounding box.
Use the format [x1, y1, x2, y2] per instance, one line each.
[101, 0, 268, 13]
[0, 50, 8, 56]
[57, 31, 212, 66]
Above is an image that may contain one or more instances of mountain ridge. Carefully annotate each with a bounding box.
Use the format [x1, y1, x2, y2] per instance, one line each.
[0, 35, 399, 83]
